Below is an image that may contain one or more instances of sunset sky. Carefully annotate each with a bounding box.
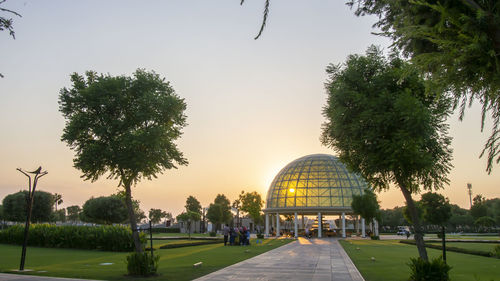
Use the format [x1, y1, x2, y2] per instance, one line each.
[1, 0, 498, 217]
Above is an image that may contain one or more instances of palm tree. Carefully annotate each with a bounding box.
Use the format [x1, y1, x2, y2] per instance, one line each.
[54, 193, 63, 211]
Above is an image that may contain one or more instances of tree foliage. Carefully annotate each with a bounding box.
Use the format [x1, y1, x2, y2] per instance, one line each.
[2, 190, 54, 222]
[176, 211, 201, 239]
[185, 195, 202, 215]
[239, 191, 264, 225]
[206, 194, 232, 230]
[420, 192, 451, 226]
[351, 189, 380, 223]
[148, 208, 167, 225]
[66, 205, 81, 222]
[348, 0, 500, 173]
[59, 69, 187, 253]
[81, 196, 128, 225]
[321, 46, 453, 261]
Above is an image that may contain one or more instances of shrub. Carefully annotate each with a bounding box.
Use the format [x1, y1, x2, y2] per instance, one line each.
[150, 227, 180, 233]
[209, 231, 217, 237]
[126, 252, 159, 276]
[370, 235, 380, 240]
[408, 257, 451, 281]
[492, 245, 500, 258]
[256, 233, 264, 239]
[0, 224, 145, 251]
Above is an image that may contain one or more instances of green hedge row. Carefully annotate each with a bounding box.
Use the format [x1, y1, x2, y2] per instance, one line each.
[399, 240, 496, 258]
[147, 228, 180, 233]
[0, 224, 145, 252]
[158, 240, 222, 249]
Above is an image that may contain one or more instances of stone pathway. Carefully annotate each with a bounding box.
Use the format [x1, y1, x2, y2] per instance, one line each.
[194, 238, 364, 281]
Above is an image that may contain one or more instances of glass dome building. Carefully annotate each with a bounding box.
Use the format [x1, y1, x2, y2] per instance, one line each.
[263, 154, 370, 238]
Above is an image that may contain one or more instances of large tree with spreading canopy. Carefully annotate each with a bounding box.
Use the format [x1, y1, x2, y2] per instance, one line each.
[321, 46, 453, 260]
[59, 69, 187, 253]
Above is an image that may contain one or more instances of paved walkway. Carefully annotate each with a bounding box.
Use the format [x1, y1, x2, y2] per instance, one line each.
[194, 238, 364, 281]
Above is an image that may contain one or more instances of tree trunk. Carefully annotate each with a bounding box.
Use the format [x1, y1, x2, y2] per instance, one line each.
[399, 185, 428, 261]
[124, 182, 142, 253]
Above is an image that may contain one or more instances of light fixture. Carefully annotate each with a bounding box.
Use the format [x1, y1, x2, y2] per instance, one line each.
[289, 188, 295, 193]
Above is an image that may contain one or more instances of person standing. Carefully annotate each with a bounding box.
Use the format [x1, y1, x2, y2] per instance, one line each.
[223, 224, 230, 246]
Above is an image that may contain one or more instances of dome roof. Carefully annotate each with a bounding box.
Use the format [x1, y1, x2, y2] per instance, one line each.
[265, 154, 368, 213]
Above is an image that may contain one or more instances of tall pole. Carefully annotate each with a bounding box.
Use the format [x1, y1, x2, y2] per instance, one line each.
[467, 183, 473, 209]
[16, 167, 48, 271]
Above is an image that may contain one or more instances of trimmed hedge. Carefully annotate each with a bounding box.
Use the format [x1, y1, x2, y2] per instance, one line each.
[0, 224, 145, 251]
[399, 240, 495, 258]
[148, 228, 180, 233]
[158, 239, 223, 249]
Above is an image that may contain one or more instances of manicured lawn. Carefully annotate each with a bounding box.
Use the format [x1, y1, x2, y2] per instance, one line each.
[150, 239, 218, 248]
[0, 238, 292, 281]
[426, 241, 498, 253]
[340, 239, 500, 281]
[151, 233, 217, 238]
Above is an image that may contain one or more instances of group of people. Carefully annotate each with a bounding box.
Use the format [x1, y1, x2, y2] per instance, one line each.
[223, 225, 251, 246]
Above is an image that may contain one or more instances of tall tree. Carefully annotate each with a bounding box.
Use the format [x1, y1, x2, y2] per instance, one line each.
[348, 0, 500, 173]
[53, 193, 63, 211]
[59, 69, 188, 253]
[66, 205, 81, 222]
[420, 192, 452, 262]
[149, 208, 168, 225]
[207, 194, 232, 231]
[351, 189, 380, 233]
[2, 190, 54, 222]
[81, 196, 128, 225]
[176, 211, 201, 239]
[321, 46, 453, 261]
[239, 191, 264, 226]
[185, 195, 202, 215]
[114, 190, 146, 224]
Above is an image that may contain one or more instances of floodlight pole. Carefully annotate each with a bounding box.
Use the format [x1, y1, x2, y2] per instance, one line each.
[16, 167, 48, 271]
[467, 183, 472, 209]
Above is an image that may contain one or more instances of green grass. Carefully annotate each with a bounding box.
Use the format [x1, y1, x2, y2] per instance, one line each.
[149, 239, 218, 248]
[426, 241, 498, 253]
[340, 240, 500, 281]
[150, 233, 217, 238]
[0, 238, 291, 281]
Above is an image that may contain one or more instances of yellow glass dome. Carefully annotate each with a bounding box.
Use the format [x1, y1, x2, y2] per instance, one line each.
[265, 154, 368, 211]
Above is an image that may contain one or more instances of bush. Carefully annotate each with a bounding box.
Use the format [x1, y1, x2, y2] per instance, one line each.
[408, 257, 451, 281]
[126, 252, 159, 276]
[0, 224, 145, 251]
[256, 233, 264, 239]
[370, 235, 380, 240]
[209, 231, 217, 237]
[150, 227, 180, 233]
[492, 245, 500, 258]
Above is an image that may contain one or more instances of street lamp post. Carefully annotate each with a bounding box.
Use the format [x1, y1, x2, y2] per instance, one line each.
[16, 166, 48, 271]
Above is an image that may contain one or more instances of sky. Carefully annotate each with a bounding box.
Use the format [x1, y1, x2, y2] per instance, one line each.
[0, 0, 498, 217]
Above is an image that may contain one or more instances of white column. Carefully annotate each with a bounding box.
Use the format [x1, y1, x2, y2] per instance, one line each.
[318, 212, 322, 238]
[276, 213, 280, 236]
[374, 219, 379, 236]
[294, 212, 298, 238]
[265, 213, 269, 236]
[342, 212, 346, 238]
[361, 218, 366, 238]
